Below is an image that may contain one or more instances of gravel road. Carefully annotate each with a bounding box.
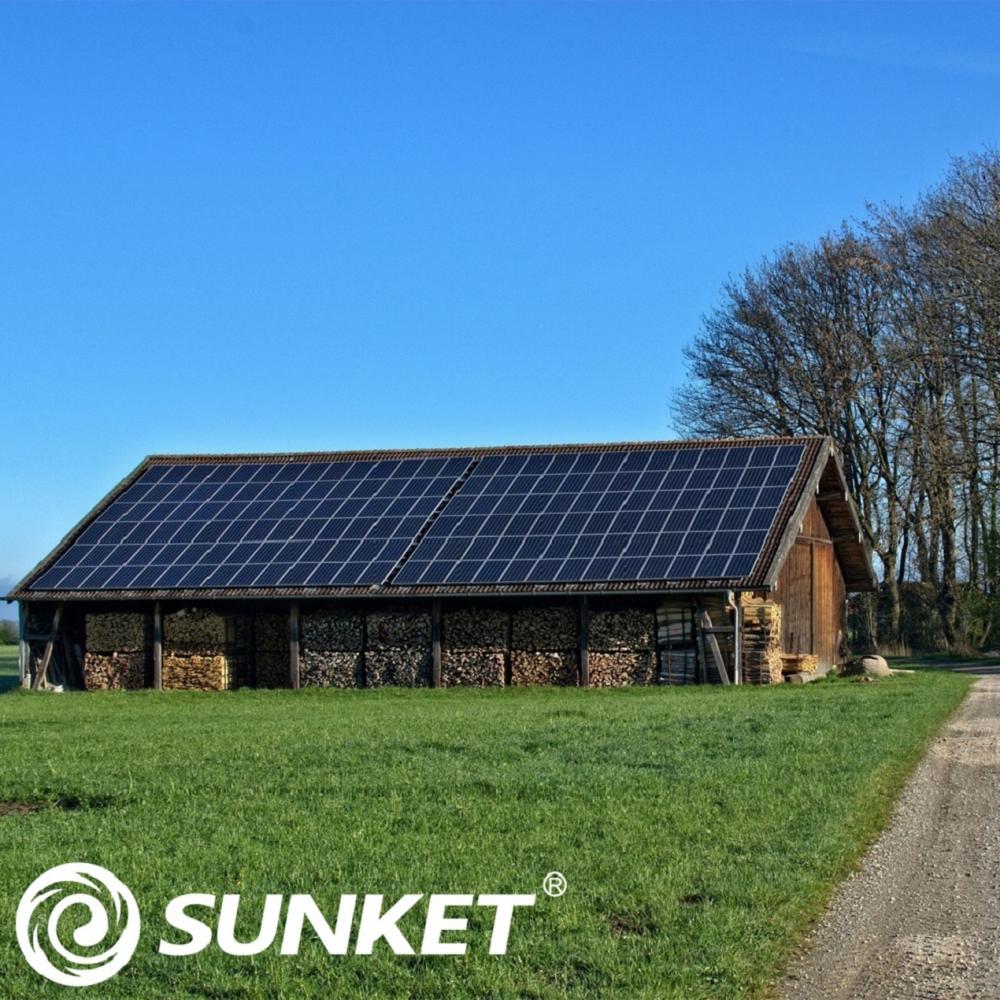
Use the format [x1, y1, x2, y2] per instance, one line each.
[779, 670, 1000, 1000]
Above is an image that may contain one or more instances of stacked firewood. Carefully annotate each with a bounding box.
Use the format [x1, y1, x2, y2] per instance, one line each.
[85, 613, 145, 653]
[254, 614, 290, 688]
[510, 606, 578, 686]
[588, 608, 656, 686]
[83, 613, 146, 690]
[301, 610, 364, 688]
[740, 596, 783, 684]
[163, 654, 229, 691]
[780, 652, 819, 675]
[162, 609, 231, 691]
[442, 607, 507, 687]
[367, 610, 432, 687]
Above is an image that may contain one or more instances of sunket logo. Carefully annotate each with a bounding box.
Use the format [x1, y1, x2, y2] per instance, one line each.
[16, 863, 544, 987]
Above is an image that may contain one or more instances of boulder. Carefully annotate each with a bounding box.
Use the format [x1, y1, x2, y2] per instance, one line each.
[843, 655, 892, 678]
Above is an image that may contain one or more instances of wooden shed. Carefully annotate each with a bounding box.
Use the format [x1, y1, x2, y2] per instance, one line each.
[8, 436, 874, 690]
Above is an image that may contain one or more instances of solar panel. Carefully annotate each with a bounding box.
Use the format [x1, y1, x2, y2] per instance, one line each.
[27, 441, 809, 592]
[32, 456, 471, 591]
[393, 443, 805, 586]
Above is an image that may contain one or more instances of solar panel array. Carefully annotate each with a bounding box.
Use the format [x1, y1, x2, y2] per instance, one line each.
[28, 442, 806, 591]
[394, 443, 804, 585]
[31, 457, 471, 591]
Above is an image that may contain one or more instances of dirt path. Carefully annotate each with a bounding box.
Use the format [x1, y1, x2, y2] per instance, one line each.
[779, 673, 1000, 1000]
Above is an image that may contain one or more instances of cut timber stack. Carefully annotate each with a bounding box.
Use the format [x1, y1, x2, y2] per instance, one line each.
[162, 609, 230, 691]
[740, 596, 783, 684]
[442, 608, 506, 687]
[301, 611, 363, 688]
[366, 610, 432, 687]
[510, 606, 578, 686]
[83, 613, 146, 690]
[255, 614, 290, 688]
[588, 608, 656, 686]
[780, 652, 819, 676]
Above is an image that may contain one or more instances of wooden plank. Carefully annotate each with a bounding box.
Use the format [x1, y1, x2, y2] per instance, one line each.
[31, 603, 64, 690]
[289, 601, 300, 690]
[578, 596, 589, 688]
[695, 601, 730, 685]
[431, 599, 442, 688]
[152, 602, 163, 690]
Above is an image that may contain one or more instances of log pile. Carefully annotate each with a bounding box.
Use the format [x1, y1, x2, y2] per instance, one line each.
[589, 650, 656, 687]
[365, 610, 432, 687]
[366, 650, 431, 687]
[511, 651, 577, 686]
[740, 596, 783, 684]
[367, 611, 431, 649]
[510, 606, 578, 685]
[301, 611, 364, 688]
[163, 609, 231, 691]
[441, 607, 507, 686]
[254, 614, 290, 688]
[511, 606, 576, 650]
[162, 654, 229, 691]
[443, 608, 508, 648]
[83, 613, 146, 690]
[588, 607, 656, 686]
[83, 652, 145, 691]
[780, 652, 819, 675]
[441, 649, 505, 687]
[590, 609, 656, 651]
[85, 613, 145, 653]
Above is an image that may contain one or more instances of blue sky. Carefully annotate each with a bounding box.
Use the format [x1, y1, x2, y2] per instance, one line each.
[3, 1, 1000, 591]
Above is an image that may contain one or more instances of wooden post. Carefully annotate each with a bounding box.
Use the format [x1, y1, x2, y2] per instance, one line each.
[289, 601, 300, 689]
[733, 598, 743, 686]
[578, 596, 590, 688]
[32, 603, 64, 690]
[18, 601, 28, 687]
[695, 600, 730, 685]
[431, 599, 442, 688]
[152, 602, 163, 690]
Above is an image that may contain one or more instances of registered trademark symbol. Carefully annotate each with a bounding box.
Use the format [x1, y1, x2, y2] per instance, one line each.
[543, 872, 567, 898]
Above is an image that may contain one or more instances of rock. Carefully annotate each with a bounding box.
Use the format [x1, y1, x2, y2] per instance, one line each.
[843, 655, 892, 678]
[785, 671, 817, 684]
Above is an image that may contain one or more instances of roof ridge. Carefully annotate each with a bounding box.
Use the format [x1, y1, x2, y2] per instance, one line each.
[145, 435, 829, 465]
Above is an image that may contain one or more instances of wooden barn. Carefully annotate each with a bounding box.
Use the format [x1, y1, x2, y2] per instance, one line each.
[8, 436, 874, 691]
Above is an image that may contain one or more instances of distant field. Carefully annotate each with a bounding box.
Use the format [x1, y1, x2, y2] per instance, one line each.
[0, 644, 18, 692]
[0, 672, 970, 998]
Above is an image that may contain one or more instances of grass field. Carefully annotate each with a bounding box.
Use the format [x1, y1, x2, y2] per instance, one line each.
[0, 669, 970, 998]
[0, 644, 18, 693]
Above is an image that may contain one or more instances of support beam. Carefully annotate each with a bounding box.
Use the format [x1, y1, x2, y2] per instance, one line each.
[695, 601, 730, 685]
[18, 601, 28, 688]
[816, 489, 847, 502]
[733, 599, 743, 686]
[152, 602, 163, 690]
[289, 601, 300, 690]
[831, 531, 862, 544]
[431, 599, 442, 688]
[32, 603, 64, 690]
[578, 596, 590, 688]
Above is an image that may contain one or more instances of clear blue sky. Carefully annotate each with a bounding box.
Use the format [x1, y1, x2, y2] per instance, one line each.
[3, 1, 1000, 591]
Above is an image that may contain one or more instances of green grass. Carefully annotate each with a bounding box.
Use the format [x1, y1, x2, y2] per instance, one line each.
[0, 672, 970, 999]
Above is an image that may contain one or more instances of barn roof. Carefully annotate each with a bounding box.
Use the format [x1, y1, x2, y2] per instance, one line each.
[8, 436, 875, 602]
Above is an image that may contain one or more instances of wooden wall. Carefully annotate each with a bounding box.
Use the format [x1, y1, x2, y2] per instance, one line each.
[772, 497, 847, 669]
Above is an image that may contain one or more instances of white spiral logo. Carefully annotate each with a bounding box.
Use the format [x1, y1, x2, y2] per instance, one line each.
[16, 862, 141, 987]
